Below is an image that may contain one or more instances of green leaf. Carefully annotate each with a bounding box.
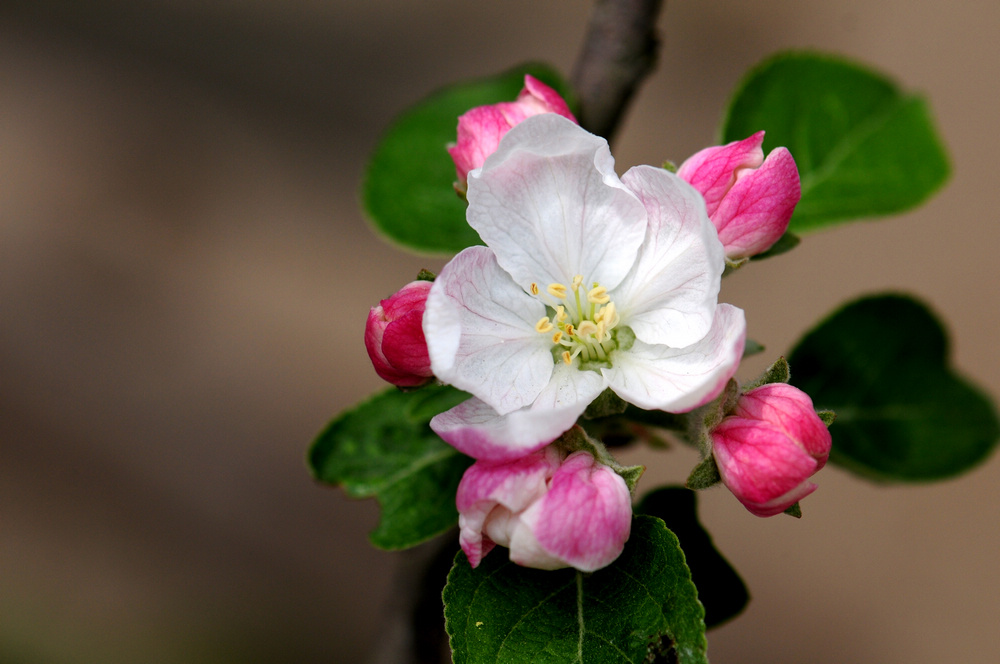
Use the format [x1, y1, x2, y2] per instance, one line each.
[637, 488, 749, 628]
[309, 384, 473, 548]
[789, 294, 1000, 482]
[443, 516, 707, 664]
[362, 63, 573, 254]
[721, 52, 950, 233]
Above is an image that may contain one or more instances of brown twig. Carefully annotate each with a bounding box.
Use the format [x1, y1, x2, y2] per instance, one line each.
[571, 0, 665, 141]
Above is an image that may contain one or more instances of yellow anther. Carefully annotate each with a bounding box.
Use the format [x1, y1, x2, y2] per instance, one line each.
[564, 323, 575, 337]
[555, 305, 567, 322]
[535, 317, 554, 333]
[577, 320, 598, 337]
[552, 331, 563, 344]
[587, 285, 610, 305]
[547, 283, 568, 299]
[530, 282, 539, 295]
[562, 350, 573, 365]
[571, 275, 584, 290]
[596, 320, 607, 343]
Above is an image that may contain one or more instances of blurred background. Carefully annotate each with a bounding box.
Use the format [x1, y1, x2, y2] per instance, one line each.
[1, 1, 998, 662]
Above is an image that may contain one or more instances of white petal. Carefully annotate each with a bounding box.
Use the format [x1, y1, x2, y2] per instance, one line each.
[604, 304, 746, 412]
[614, 165, 726, 348]
[466, 114, 647, 293]
[430, 396, 590, 462]
[424, 246, 552, 414]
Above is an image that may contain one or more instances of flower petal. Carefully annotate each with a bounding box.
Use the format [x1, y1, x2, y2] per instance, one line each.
[423, 246, 553, 414]
[466, 114, 647, 293]
[456, 448, 561, 568]
[604, 303, 746, 412]
[519, 452, 632, 571]
[430, 393, 590, 462]
[676, 131, 765, 217]
[614, 165, 725, 348]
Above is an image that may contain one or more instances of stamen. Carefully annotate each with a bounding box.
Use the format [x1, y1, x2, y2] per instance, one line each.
[547, 283, 568, 299]
[564, 323, 575, 337]
[552, 331, 563, 344]
[571, 275, 584, 290]
[555, 305, 567, 322]
[577, 320, 598, 337]
[562, 350, 573, 365]
[587, 285, 610, 305]
[535, 317, 554, 333]
[530, 282, 539, 295]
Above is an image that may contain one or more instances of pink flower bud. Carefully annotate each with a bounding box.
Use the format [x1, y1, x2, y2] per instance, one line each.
[448, 75, 576, 187]
[710, 383, 831, 517]
[364, 280, 434, 387]
[677, 131, 801, 259]
[456, 448, 632, 572]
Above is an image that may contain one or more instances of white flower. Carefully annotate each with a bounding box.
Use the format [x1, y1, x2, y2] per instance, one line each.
[424, 115, 746, 461]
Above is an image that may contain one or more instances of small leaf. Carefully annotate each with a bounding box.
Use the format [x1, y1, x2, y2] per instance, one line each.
[362, 63, 573, 254]
[309, 384, 473, 548]
[722, 52, 950, 233]
[444, 516, 707, 664]
[789, 294, 1000, 481]
[637, 488, 749, 628]
[742, 356, 791, 391]
[685, 456, 721, 491]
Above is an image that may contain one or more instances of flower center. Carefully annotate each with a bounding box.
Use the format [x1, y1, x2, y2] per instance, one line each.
[531, 274, 622, 369]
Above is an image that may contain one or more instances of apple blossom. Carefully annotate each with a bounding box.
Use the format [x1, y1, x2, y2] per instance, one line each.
[456, 446, 632, 572]
[424, 114, 746, 461]
[365, 280, 434, 387]
[710, 383, 832, 517]
[448, 74, 576, 188]
[677, 131, 800, 260]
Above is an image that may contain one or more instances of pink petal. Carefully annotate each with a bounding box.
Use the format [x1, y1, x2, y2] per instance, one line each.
[677, 132, 765, 217]
[525, 452, 632, 572]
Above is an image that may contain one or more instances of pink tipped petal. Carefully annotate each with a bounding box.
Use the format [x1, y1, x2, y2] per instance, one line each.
[604, 303, 746, 412]
[711, 382, 831, 517]
[456, 448, 561, 567]
[736, 384, 831, 468]
[615, 165, 724, 348]
[526, 452, 632, 572]
[467, 114, 647, 293]
[449, 106, 512, 184]
[712, 147, 800, 258]
[430, 396, 589, 462]
[519, 75, 576, 121]
[423, 246, 553, 415]
[677, 132, 765, 217]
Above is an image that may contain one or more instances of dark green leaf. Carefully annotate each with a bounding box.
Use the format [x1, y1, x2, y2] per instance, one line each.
[309, 384, 473, 548]
[363, 63, 573, 254]
[637, 488, 749, 628]
[789, 294, 999, 481]
[722, 52, 950, 233]
[444, 516, 707, 664]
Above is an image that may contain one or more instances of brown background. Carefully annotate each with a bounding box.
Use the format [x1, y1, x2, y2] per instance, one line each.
[2, 1, 998, 662]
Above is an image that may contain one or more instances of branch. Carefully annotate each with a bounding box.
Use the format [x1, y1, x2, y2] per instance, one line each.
[571, 0, 665, 140]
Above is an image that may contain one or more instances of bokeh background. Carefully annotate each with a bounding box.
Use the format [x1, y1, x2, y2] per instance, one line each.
[2, 1, 998, 662]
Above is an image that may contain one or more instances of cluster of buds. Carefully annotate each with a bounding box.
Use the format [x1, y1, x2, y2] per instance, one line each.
[361, 76, 822, 571]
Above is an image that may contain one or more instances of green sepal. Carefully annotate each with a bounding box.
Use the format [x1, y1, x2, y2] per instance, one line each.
[637, 488, 750, 628]
[558, 425, 644, 492]
[685, 455, 722, 491]
[415, 268, 437, 282]
[783, 502, 803, 518]
[817, 410, 837, 427]
[308, 384, 473, 549]
[443, 516, 708, 664]
[584, 387, 629, 419]
[742, 356, 791, 391]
